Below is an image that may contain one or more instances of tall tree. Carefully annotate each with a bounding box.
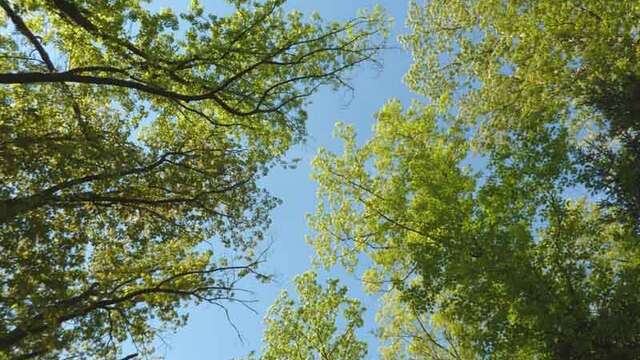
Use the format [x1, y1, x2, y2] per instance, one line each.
[0, 0, 386, 358]
[310, 1, 640, 358]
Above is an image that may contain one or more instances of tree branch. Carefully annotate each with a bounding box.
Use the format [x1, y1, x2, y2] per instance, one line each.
[0, 0, 56, 71]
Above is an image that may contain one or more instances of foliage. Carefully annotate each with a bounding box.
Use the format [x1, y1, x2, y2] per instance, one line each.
[250, 271, 367, 360]
[0, 0, 387, 358]
[401, 0, 640, 231]
[311, 100, 640, 359]
[308, 1, 640, 358]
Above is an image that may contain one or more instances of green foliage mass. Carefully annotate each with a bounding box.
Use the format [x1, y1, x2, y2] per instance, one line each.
[402, 0, 640, 231]
[5, 0, 640, 358]
[0, 0, 386, 358]
[249, 272, 366, 360]
[308, 1, 640, 359]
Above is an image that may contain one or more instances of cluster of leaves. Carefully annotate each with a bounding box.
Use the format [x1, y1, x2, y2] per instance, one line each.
[247, 271, 366, 360]
[402, 0, 640, 231]
[0, 0, 387, 358]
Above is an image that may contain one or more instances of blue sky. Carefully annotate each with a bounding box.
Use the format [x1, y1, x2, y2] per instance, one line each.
[149, 1, 415, 358]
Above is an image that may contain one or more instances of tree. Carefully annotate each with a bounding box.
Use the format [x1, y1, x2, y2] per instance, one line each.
[310, 100, 640, 359]
[309, 1, 640, 358]
[249, 271, 367, 360]
[0, 0, 387, 358]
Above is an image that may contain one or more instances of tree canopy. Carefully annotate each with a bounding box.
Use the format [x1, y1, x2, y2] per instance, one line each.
[0, 0, 386, 358]
[5, 0, 640, 358]
[308, 0, 640, 359]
